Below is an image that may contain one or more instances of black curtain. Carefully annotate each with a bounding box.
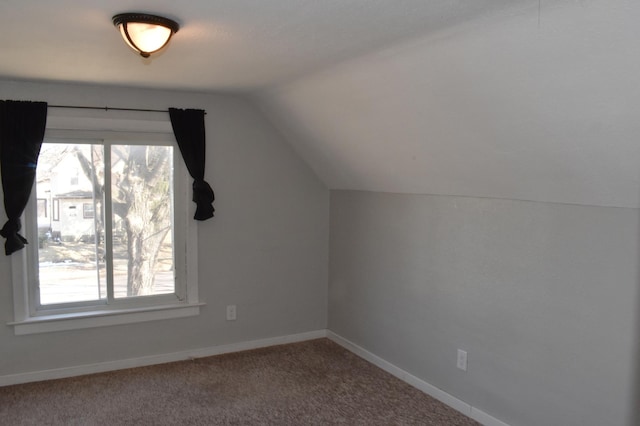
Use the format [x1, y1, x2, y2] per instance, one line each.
[0, 100, 48, 255]
[169, 108, 215, 220]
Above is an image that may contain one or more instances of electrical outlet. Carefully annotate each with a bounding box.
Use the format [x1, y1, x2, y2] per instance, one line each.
[226, 305, 237, 321]
[457, 349, 467, 371]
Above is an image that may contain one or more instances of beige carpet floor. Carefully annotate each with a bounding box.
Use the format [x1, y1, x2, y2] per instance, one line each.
[0, 338, 479, 425]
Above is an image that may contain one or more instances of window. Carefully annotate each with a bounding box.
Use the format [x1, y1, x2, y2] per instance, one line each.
[10, 127, 200, 335]
[52, 199, 60, 221]
[82, 203, 94, 219]
[37, 199, 47, 218]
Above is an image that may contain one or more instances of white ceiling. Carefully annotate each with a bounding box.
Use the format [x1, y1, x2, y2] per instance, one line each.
[0, 0, 528, 91]
[2, 0, 639, 208]
[258, 0, 640, 208]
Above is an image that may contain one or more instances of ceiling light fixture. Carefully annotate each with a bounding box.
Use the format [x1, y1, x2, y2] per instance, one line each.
[112, 13, 180, 58]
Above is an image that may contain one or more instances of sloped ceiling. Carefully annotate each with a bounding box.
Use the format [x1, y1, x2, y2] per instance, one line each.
[258, 0, 640, 208]
[1, 0, 638, 208]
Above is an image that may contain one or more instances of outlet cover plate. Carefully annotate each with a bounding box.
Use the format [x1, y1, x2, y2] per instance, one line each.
[226, 305, 237, 321]
[457, 349, 467, 371]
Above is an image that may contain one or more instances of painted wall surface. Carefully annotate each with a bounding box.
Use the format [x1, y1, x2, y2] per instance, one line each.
[258, 0, 640, 209]
[329, 190, 639, 426]
[0, 80, 329, 376]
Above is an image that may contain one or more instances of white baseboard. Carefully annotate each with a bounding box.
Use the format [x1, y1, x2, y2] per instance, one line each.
[0, 329, 328, 387]
[327, 331, 510, 426]
[1, 328, 509, 426]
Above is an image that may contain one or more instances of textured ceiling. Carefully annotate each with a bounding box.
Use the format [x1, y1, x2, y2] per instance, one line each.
[0, 0, 528, 91]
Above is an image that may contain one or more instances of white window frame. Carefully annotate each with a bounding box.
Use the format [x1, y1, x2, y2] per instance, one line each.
[8, 115, 202, 335]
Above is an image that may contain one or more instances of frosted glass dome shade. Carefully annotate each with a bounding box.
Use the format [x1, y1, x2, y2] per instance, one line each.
[113, 13, 179, 58]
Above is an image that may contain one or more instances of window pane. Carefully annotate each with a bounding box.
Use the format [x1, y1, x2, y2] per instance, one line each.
[37, 199, 47, 218]
[36, 143, 105, 305]
[83, 203, 94, 219]
[111, 145, 175, 298]
[52, 199, 59, 221]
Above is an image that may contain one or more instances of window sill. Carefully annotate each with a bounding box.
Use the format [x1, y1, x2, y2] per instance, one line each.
[8, 302, 205, 335]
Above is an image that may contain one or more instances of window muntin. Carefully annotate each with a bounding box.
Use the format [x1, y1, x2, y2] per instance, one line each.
[30, 139, 182, 313]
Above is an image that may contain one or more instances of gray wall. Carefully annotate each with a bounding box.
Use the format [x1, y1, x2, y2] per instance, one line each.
[2, 79, 638, 426]
[0, 80, 329, 376]
[329, 190, 639, 426]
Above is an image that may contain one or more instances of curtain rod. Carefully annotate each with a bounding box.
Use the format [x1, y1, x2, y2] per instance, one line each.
[48, 105, 206, 115]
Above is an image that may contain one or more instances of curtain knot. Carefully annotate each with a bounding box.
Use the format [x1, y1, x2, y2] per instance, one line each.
[0, 99, 48, 255]
[192, 179, 215, 220]
[0, 218, 29, 255]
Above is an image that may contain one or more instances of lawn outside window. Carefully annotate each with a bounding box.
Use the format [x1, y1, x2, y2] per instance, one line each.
[9, 119, 201, 335]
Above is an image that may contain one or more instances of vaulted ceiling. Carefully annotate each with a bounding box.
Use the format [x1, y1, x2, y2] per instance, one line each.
[258, 0, 640, 208]
[1, 0, 638, 207]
